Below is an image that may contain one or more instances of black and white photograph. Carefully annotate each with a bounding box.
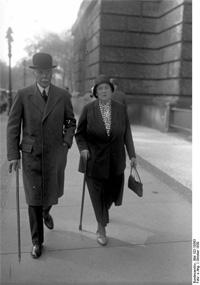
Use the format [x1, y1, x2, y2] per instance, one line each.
[0, 0, 195, 284]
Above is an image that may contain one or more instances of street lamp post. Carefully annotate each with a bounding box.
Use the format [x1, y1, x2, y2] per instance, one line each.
[6, 27, 13, 115]
[23, 60, 26, 87]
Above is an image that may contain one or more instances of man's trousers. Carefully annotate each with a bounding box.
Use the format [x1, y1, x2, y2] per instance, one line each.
[28, 205, 52, 245]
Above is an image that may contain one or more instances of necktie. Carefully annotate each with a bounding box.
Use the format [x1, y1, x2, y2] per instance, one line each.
[42, 90, 48, 102]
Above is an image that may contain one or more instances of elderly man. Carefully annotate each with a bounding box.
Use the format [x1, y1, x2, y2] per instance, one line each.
[7, 53, 76, 259]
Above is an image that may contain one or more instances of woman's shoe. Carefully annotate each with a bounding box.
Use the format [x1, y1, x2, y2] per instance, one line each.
[96, 231, 107, 246]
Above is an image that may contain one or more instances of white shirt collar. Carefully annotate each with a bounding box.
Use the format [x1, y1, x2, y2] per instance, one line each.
[37, 83, 50, 96]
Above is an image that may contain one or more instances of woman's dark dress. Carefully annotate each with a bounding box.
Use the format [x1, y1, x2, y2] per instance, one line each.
[75, 99, 136, 227]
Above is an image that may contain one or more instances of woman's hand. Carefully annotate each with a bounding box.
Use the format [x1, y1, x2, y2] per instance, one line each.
[80, 149, 90, 160]
[130, 157, 137, 168]
[9, 160, 20, 173]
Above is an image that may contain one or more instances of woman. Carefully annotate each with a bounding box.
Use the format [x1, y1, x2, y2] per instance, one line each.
[75, 74, 137, 246]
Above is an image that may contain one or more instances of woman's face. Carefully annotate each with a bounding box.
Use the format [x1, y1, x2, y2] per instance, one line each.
[96, 83, 112, 102]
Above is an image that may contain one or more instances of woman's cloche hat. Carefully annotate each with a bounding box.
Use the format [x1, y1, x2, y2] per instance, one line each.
[29, 53, 57, 69]
[92, 74, 114, 98]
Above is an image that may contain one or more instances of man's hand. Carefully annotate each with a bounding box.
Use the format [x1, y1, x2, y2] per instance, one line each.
[80, 149, 90, 160]
[9, 160, 20, 173]
[63, 142, 70, 148]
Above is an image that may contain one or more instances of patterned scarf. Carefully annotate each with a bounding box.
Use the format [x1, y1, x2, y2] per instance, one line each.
[99, 100, 111, 136]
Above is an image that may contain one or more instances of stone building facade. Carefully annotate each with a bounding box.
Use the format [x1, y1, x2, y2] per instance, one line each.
[72, 0, 192, 133]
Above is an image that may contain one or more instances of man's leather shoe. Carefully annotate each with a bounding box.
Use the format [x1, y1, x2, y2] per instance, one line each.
[30, 244, 42, 259]
[44, 214, 54, 230]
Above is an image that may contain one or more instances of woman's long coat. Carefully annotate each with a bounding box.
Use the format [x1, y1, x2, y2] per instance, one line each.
[75, 100, 136, 179]
[7, 83, 76, 206]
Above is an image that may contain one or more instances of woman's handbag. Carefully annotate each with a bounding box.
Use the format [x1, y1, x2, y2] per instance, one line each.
[128, 166, 143, 197]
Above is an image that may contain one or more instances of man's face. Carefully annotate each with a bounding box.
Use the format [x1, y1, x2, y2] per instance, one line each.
[33, 68, 52, 88]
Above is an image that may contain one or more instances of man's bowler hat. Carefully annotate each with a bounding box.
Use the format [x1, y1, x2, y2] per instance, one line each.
[29, 53, 57, 69]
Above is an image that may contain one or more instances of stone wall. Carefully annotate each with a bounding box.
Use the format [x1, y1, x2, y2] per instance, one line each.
[72, 0, 192, 132]
[100, 0, 191, 96]
[73, 0, 101, 95]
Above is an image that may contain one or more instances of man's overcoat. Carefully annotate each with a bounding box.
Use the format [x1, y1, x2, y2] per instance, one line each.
[7, 83, 76, 206]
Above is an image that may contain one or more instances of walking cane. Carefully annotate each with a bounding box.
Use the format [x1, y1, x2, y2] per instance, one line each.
[16, 163, 21, 262]
[79, 157, 87, 231]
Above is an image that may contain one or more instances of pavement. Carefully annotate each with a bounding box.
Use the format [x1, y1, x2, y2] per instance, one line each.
[0, 111, 192, 285]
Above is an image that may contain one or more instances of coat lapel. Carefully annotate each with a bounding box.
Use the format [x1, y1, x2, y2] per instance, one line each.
[28, 84, 46, 114]
[110, 100, 119, 136]
[92, 100, 119, 138]
[93, 100, 107, 135]
[42, 84, 61, 121]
